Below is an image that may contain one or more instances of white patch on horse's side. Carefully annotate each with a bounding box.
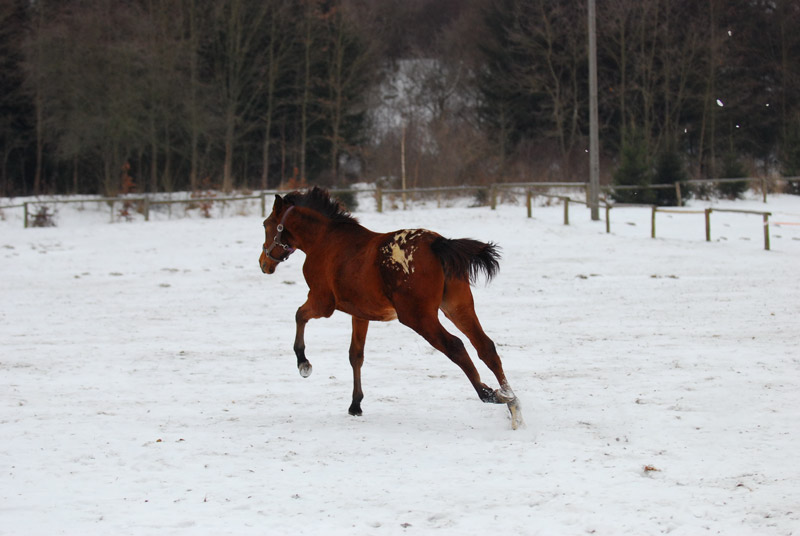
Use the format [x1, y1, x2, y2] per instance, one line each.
[381, 230, 424, 276]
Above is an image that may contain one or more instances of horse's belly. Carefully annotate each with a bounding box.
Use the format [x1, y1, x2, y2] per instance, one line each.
[337, 301, 397, 322]
[375, 308, 398, 321]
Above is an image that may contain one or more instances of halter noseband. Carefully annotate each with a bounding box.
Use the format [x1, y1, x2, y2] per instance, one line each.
[263, 206, 296, 263]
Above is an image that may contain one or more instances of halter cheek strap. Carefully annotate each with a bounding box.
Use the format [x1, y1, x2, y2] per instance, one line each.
[264, 206, 296, 263]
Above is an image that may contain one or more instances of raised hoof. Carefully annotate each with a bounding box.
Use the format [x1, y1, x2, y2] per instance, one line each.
[480, 386, 515, 404]
[298, 362, 312, 378]
[479, 385, 503, 404]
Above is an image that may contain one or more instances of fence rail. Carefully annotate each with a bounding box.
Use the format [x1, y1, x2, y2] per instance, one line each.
[21, 196, 130, 228]
[3, 179, 795, 251]
[705, 208, 772, 250]
[603, 204, 773, 250]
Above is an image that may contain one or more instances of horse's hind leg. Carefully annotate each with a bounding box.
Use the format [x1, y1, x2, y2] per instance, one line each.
[394, 300, 496, 404]
[348, 317, 369, 416]
[441, 280, 524, 429]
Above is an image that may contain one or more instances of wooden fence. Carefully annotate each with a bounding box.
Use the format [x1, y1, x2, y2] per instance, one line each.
[522, 196, 774, 250]
[648, 206, 771, 249]
[10, 194, 266, 228]
[377, 184, 780, 251]
[3, 178, 797, 251]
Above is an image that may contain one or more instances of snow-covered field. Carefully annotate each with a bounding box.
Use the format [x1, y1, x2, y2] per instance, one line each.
[2, 192, 799, 535]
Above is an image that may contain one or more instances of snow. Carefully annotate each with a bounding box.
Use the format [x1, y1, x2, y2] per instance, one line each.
[2, 192, 799, 535]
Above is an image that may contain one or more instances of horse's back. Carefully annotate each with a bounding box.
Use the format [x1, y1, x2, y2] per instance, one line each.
[377, 228, 441, 279]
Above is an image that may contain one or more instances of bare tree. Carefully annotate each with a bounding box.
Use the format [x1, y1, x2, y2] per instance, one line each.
[504, 0, 586, 158]
[24, 0, 152, 194]
[601, 0, 708, 166]
[207, 0, 272, 192]
[0, 0, 29, 195]
[318, 2, 377, 184]
[259, 1, 293, 190]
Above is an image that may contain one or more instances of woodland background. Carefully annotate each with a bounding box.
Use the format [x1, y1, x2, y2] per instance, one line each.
[1, 0, 800, 197]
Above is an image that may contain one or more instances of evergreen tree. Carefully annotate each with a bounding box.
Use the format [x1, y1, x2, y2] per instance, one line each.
[475, 0, 545, 166]
[0, 0, 31, 196]
[781, 120, 800, 195]
[653, 148, 689, 206]
[612, 128, 654, 204]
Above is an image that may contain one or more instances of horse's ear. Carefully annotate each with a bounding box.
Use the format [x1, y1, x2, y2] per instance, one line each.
[272, 195, 283, 213]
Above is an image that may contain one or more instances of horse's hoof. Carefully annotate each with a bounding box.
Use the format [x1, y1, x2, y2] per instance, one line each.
[493, 386, 515, 404]
[298, 362, 312, 378]
[479, 384, 505, 404]
[348, 406, 362, 416]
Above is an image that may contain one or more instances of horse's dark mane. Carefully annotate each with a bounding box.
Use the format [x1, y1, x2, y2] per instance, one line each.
[284, 186, 359, 225]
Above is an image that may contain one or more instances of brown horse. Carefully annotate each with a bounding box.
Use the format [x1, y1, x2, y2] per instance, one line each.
[259, 187, 523, 429]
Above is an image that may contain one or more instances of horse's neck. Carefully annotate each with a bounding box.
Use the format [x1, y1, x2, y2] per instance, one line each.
[292, 211, 370, 255]
[290, 210, 330, 252]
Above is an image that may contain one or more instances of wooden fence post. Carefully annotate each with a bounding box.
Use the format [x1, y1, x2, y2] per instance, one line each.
[490, 185, 497, 210]
[675, 182, 682, 206]
[23, 202, 28, 228]
[144, 198, 150, 221]
[605, 204, 611, 233]
[260, 192, 266, 218]
[763, 213, 770, 251]
[375, 187, 383, 213]
[705, 208, 712, 242]
[563, 197, 569, 225]
[526, 190, 532, 218]
[651, 206, 657, 238]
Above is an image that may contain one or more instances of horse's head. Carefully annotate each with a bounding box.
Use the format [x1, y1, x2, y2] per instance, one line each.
[259, 195, 296, 274]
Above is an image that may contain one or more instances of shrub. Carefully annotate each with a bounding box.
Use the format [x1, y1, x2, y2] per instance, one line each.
[118, 163, 137, 221]
[187, 177, 218, 218]
[471, 188, 490, 207]
[31, 205, 56, 227]
[716, 154, 749, 200]
[653, 149, 689, 206]
[332, 190, 359, 212]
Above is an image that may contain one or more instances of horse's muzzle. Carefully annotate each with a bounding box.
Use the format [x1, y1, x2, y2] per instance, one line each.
[259, 250, 276, 274]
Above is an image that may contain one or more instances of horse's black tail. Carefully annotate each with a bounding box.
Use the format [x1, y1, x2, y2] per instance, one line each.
[430, 237, 501, 285]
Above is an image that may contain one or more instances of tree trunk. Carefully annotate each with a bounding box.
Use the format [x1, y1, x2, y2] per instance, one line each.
[299, 5, 314, 183]
[261, 14, 278, 190]
[223, 109, 235, 192]
[150, 115, 158, 193]
[73, 156, 78, 193]
[189, 0, 199, 191]
[328, 16, 348, 183]
[34, 92, 43, 195]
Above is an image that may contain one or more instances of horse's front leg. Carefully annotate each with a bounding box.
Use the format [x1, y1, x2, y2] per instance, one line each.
[293, 296, 334, 378]
[348, 317, 369, 416]
[294, 306, 312, 377]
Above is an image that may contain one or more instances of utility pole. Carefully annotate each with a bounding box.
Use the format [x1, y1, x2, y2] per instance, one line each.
[588, 0, 600, 220]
